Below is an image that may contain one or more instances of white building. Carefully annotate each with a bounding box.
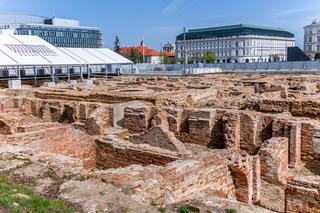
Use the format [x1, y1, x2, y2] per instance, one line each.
[176, 24, 295, 63]
[304, 19, 320, 59]
[0, 13, 103, 48]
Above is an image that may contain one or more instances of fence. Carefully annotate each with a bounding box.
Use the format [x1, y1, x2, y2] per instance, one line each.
[121, 61, 320, 76]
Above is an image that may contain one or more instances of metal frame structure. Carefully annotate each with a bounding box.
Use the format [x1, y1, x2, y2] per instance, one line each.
[0, 34, 133, 83]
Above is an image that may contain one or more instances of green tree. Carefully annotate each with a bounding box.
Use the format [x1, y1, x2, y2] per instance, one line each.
[205, 51, 216, 64]
[161, 55, 170, 64]
[128, 48, 143, 64]
[315, 52, 320, 60]
[113, 36, 121, 53]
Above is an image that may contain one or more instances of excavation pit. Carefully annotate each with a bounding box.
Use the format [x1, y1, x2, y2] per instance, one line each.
[0, 74, 319, 212]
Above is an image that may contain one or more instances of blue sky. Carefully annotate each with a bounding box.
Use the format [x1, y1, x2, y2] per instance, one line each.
[1, 0, 320, 49]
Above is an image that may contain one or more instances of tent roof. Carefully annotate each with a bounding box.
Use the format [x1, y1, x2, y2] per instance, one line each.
[0, 34, 80, 66]
[59, 48, 132, 65]
[0, 34, 132, 66]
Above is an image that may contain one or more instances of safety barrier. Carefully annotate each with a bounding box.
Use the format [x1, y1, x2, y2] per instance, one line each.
[121, 61, 320, 76]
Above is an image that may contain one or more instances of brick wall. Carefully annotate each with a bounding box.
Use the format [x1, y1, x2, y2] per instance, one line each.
[3, 124, 96, 169]
[260, 137, 288, 185]
[124, 103, 155, 134]
[285, 176, 320, 213]
[96, 136, 180, 169]
[301, 121, 320, 170]
[223, 111, 240, 149]
[248, 98, 320, 119]
[94, 150, 235, 205]
[284, 121, 302, 168]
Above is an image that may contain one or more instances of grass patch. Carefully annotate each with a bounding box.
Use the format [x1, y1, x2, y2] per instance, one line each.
[158, 206, 166, 212]
[225, 209, 237, 213]
[179, 205, 200, 213]
[0, 173, 75, 213]
[149, 200, 159, 207]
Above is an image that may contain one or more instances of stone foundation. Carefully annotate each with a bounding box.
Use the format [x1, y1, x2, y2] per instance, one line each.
[94, 149, 235, 205]
[96, 135, 181, 169]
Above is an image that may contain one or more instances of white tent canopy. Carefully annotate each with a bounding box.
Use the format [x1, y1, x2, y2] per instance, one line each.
[60, 48, 132, 65]
[0, 34, 132, 67]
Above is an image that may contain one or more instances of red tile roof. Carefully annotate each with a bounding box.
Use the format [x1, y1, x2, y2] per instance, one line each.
[119, 46, 175, 57]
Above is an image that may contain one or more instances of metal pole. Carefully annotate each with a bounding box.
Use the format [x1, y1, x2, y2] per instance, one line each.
[142, 38, 145, 64]
[160, 42, 163, 64]
[67, 65, 70, 81]
[80, 66, 83, 80]
[183, 26, 188, 75]
[33, 66, 37, 87]
[17, 66, 20, 79]
[50, 66, 54, 82]
[87, 65, 90, 79]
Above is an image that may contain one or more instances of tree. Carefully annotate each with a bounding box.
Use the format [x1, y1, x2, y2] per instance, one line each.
[204, 51, 216, 64]
[113, 36, 121, 53]
[161, 55, 170, 64]
[128, 48, 143, 64]
[315, 52, 320, 60]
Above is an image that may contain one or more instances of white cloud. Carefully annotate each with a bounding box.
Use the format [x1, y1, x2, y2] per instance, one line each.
[164, 0, 184, 12]
[274, 6, 320, 17]
[163, 0, 200, 14]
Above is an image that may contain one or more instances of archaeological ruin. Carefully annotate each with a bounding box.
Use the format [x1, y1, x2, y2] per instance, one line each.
[0, 73, 319, 212]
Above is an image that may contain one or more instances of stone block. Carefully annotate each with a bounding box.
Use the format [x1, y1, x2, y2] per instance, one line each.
[86, 106, 113, 135]
[68, 80, 77, 85]
[124, 102, 155, 134]
[84, 79, 93, 86]
[43, 82, 56, 88]
[8, 80, 21, 90]
[187, 109, 215, 146]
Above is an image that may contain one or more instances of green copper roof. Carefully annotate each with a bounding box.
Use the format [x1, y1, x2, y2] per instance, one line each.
[189, 24, 286, 33]
[177, 24, 294, 41]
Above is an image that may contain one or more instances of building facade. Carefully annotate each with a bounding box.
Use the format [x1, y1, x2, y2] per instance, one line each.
[176, 24, 295, 63]
[0, 13, 103, 48]
[163, 42, 175, 53]
[304, 19, 320, 59]
[119, 45, 176, 64]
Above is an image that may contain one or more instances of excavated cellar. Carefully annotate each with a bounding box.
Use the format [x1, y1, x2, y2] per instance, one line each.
[0, 74, 319, 212]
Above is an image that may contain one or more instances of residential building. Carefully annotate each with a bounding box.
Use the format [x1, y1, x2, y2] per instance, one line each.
[304, 19, 320, 59]
[176, 24, 295, 63]
[119, 45, 176, 64]
[0, 13, 103, 48]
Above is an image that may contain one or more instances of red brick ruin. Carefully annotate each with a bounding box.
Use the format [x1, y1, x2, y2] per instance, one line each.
[0, 74, 319, 212]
